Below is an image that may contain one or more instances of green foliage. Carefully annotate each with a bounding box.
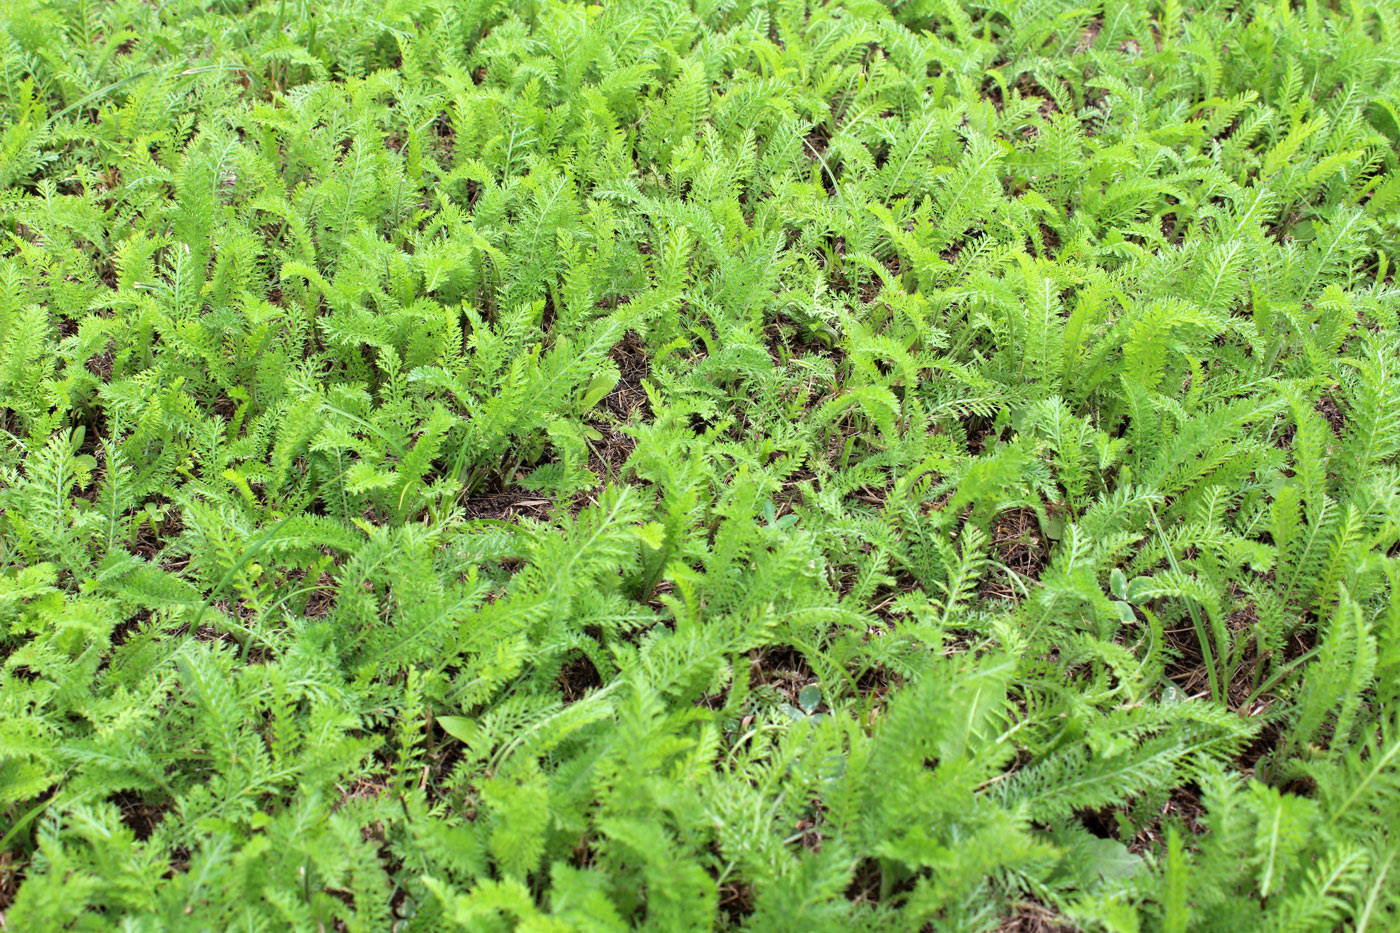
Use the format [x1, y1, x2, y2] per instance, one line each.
[2, 0, 1400, 928]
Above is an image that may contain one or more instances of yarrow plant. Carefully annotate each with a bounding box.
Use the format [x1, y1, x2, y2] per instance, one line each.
[1, 0, 1399, 929]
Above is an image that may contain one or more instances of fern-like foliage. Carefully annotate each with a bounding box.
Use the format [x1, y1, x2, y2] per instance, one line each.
[2, 0, 1399, 929]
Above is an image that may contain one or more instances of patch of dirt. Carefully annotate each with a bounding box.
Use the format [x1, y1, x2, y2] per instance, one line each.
[557, 652, 602, 703]
[733, 643, 846, 732]
[1162, 214, 1183, 246]
[586, 422, 636, 482]
[1075, 18, 1103, 53]
[109, 610, 153, 651]
[848, 483, 893, 510]
[461, 490, 553, 522]
[111, 790, 167, 842]
[605, 331, 651, 420]
[992, 509, 1048, 577]
[1227, 601, 1259, 634]
[1314, 392, 1345, 435]
[131, 505, 182, 561]
[845, 858, 883, 906]
[302, 571, 337, 619]
[964, 415, 1002, 454]
[1128, 783, 1207, 855]
[763, 313, 846, 369]
[569, 835, 598, 871]
[212, 393, 238, 421]
[982, 508, 1048, 600]
[192, 620, 263, 663]
[717, 879, 754, 925]
[433, 112, 456, 158]
[85, 345, 114, 381]
[336, 774, 390, 808]
[1161, 619, 1214, 699]
[1237, 717, 1285, 777]
[996, 900, 1076, 932]
[853, 662, 900, 716]
[0, 849, 20, 912]
[793, 812, 825, 852]
[1216, 601, 1272, 708]
[1166, 593, 1307, 712]
[748, 645, 818, 708]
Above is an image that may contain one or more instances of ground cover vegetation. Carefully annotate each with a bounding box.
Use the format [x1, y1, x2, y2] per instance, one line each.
[1, 0, 1399, 928]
